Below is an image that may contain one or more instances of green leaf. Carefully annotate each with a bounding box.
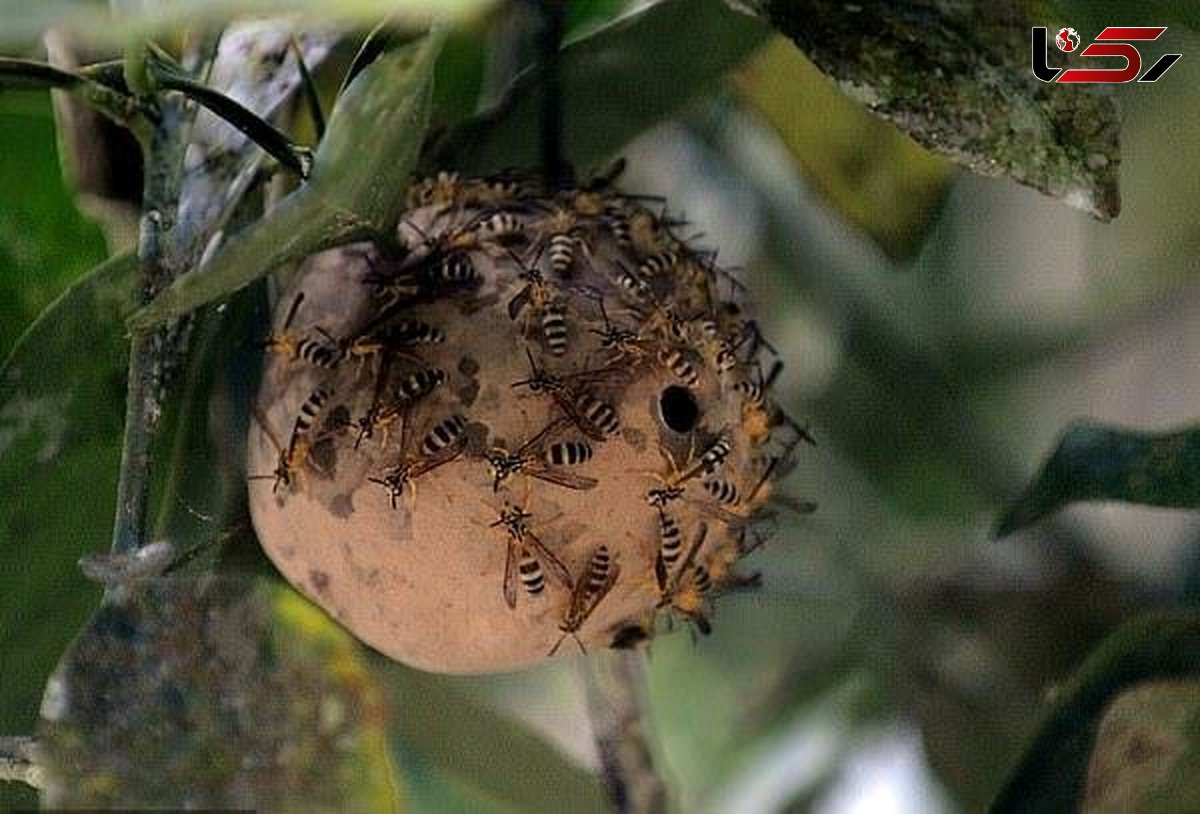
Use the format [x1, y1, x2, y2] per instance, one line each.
[1052, 0, 1200, 34]
[732, 0, 1121, 220]
[0, 251, 136, 802]
[0, 93, 109, 356]
[377, 660, 608, 813]
[37, 576, 402, 810]
[995, 421, 1200, 537]
[149, 286, 265, 549]
[128, 31, 443, 333]
[433, 0, 771, 174]
[0, 0, 491, 49]
[991, 612, 1200, 814]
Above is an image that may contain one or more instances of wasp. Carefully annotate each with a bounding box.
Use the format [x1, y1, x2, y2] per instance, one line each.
[638, 248, 679, 278]
[354, 366, 447, 449]
[485, 416, 598, 493]
[655, 508, 684, 579]
[703, 478, 740, 506]
[395, 209, 526, 295]
[545, 439, 593, 466]
[611, 261, 655, 304]
[368, 408, 467, 509]
[327, 318, 445, 377]
[549, 544, 621, 656]
[249, 387, 332, 493]
[489, 501, 574, 609]
[644, 441, 745, 528]
[588, 298, 651, 364]
[406, 170, 539, 211]
[531, 205, 595, 277]
[507, 262, 570, 357]
[659, 347, 700, 388]
[511, 348, 622, 441]
[261, 292, 344, 368]
[655, 522, 725, 635]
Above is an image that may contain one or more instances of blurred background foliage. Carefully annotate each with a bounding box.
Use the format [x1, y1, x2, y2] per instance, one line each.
[2, 1, 1199, 811]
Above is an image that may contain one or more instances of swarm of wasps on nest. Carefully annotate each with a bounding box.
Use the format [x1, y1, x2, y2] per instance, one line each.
[247, 163, 815, 673]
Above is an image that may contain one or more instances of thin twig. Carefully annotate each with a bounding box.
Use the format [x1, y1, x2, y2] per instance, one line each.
[110, 88, 187, 559]
[580, 650, 670, 814]
[0, 736, 42, 789]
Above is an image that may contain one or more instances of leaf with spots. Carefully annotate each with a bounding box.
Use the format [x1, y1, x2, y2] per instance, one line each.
[996, 421, 1200, 537]
[991, 612, 1200, 813]
[729, 0, 1122, 219]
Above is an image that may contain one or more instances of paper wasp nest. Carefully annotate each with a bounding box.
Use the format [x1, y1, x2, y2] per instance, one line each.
[247, 171, 810, 674]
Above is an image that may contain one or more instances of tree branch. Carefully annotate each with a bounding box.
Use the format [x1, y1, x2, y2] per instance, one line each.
[579, 650, 670, 814]
[109, 84, 187, 558]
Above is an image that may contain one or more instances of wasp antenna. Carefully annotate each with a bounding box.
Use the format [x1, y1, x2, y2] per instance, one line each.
[763, 359, 784, 389]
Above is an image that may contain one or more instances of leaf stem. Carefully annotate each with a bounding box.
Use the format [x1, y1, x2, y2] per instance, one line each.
[146, 50, 313, 178]
[579, 650, 670, 814]
[0, 57, 145, 127]
[535, 0, 569, 186]
[0, 736, 42, 789]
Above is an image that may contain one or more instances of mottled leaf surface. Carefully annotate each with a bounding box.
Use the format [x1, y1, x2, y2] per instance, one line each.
[731, 0, 1121, 219]
[435, 0, 770, 174]
[996, 421, 1200, 537]
[991, 613, 1200, 814]
[129, 32, 442, 331]
[37, 576, 401, 810]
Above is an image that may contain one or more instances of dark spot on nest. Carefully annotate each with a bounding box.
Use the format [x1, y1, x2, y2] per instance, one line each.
[621, 426, 646, 451]
[458, 356, 480, 377]
[329, 494, 355, 519]
[463, 422, 490, 456]
[309, 438, 338, 477]
[659, 385, 700, 433]
[457, 378, 481, 408]
[324, 405, 351, 435]
[310, 570, 331, 594]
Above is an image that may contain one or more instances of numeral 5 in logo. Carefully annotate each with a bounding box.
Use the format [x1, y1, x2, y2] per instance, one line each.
[1032, 26, 1182, 83]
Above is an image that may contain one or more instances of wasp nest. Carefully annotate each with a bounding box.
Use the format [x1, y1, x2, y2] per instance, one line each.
[247, 171, 810, 674]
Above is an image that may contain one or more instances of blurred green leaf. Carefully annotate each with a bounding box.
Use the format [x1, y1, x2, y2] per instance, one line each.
[149, 288, 264, 549]
[1052, 0, 1200, 33]
[129, 30, 442, 332]
[37, 575, 402, 810]
[0, 251, 135, 810]
[377, 660, 608, 814]
[734, 36, 953, 259]
[996, 422, 1200, 537]
[0, 94, 108, 356]
[731, 0, 1121, 219]
[435, 0, 770, 174]
[0, 0, 490, 49]
[991, 612, 1200, 814]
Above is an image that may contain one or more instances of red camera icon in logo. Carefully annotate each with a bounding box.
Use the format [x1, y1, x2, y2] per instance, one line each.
[1033, 26, 1181, 83]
